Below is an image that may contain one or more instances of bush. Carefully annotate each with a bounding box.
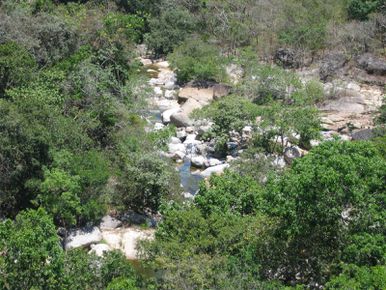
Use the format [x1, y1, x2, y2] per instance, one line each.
[169, 39, 225, 84]
[348, 0, 382, 21]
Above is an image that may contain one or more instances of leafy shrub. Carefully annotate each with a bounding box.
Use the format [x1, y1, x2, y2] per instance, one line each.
[348, 0, 382, 21]
[116, 153, 181, 213]
[195, 171, 263, 216]
[169, 39, 225, 84]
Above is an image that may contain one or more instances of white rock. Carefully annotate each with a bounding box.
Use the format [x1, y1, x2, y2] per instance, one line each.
[100, 215, 122, 230]
[172, 151, 185, 160]
[176, 129, 187, 139]
[164, 89, 176, 99]
[185, 127, 195, 134]
[164, 82, 176, 90]
[154, 122, 165, 131]
[191, 156, 207, 168]
[201, 164, 230, 178]
[272, 156, 286, 168]
[310, 139, 321, 147]
[140, 58, 152, 66]
[102, 231, 122, 250]
[153, 86, 163, 96]
[226, 155, 235, 163]
[168, 143, 185, 154]
[207, 158, 222, 167]
[156, 61, 170, 68]
[170, 136, 182, 144]
[122, 229, 154, 259]
[65, 227, 102, 250]
[346, 82, 361, 91]
[89, 243, 111, 257]
[182, 192, 194, 199]
[162, 108, 181, 123]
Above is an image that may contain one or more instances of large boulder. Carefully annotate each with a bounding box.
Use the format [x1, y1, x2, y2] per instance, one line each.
[180, 98, 203, 115]
[319, 53, 348, 81]
[65, 227, 102, 250]
[351, 128, 375, 140]
[178, 87, 214, 103]
[201, 164, 230, 178]
[191, 155, 207, 168]
[357, 53, 386, 76]
[100, 215, 122, 230]
[170, 112, 192, 127]
[162, 108, 181, 124]
[274, 48, 299, 68]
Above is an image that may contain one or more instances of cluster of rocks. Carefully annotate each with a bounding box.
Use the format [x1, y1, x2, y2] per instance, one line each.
[64, 215, 154, 259]
[297, 52, 385, 138]
[142, 59, 237, 179]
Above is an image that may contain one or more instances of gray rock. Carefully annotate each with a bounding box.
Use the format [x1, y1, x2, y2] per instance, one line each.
[170, 113, 192, 127]
[213, 84, 232, 100]
[284, 146, 302, 165]
[351, 128, 374, 140]
[191, 156, 207, 168]
[100, 215, 122, 230]
[65, 227, 102, 250]
[274, 48, 299, 68]
[320, 53, 348, 81]
[357, 53, 386, 76]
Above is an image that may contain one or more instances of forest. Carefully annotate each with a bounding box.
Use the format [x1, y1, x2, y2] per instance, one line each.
[0, 0, 385, 289]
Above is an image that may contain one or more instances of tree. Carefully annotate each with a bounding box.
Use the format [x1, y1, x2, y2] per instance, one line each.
[0, 42, 36, 96]
[0, 209, 64, 289]
[36, 168, 82, 227]
[264, 141, 386, 285]
[326, 264, 386, 289]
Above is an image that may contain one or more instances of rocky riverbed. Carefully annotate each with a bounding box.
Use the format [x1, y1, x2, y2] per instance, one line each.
[65, 51, 385, 261]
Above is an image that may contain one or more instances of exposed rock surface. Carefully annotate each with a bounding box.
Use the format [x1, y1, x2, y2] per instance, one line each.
[65, 227, 102, 250]
[319, 53, 348, 81]
[357, 53, 386, 76]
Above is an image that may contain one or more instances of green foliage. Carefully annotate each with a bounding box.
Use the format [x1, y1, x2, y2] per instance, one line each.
[103, 12, 145, 43]
[107, 277, 139, 290]
[326, 264, 386, 289]
[142, 204, 278, 289]
[116, 153, 181, 213]
[36, 168, 82, 227]
[0, 209, 64, 289]
[169, 39, 226, 84]
[265, 141, 386, 284]
[144, 7, 197, 55]
[0, 42, 36, 96]
[348, 0, 382, 21]
[195, 171, 263, 216]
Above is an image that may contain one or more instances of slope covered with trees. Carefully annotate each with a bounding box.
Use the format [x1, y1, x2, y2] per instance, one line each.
[0, 0, 385, 289]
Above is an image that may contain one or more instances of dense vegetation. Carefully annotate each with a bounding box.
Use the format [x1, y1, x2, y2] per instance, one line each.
[0, 0, 385, 289]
